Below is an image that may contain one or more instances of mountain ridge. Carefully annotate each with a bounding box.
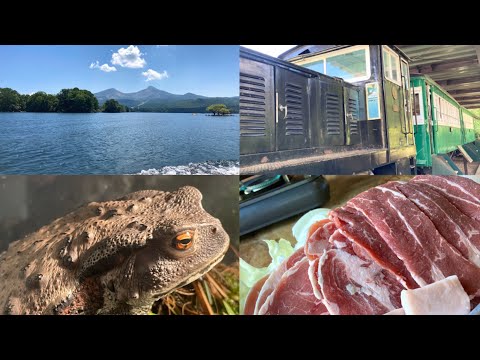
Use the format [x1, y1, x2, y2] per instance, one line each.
[94, 86, 238, 113]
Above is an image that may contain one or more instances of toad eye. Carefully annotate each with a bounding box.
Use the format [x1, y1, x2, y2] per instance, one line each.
[173, 231, 194, 250]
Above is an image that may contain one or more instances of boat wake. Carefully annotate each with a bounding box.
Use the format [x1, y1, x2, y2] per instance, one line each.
[137, 160, 239, 175]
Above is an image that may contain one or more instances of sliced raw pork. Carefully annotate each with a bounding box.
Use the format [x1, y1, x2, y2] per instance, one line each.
[254, 247, 305, 314]
[246, 176, 480, 315]
[395, 181, 480, 267]
[411, 176, 480, 220]
[258, 256, 328, 315]
[305, 220, 336, 259]
[348, 182, 480, 296]
[244, 275, 268, 315]
[318, 248, 404, 315]
[330, 206, 418, 289]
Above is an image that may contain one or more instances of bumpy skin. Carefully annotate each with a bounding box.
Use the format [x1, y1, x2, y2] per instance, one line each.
[0, 186, 229, 315]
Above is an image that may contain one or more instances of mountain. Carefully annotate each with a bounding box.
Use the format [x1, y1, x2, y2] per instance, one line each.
[94, 86, 238, 113]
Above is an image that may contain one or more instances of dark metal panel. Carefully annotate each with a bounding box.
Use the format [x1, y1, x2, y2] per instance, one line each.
[320, 78, 345, 146]
[239, 57, 275, 154]
[275, 67, 310, 151]
[343, 84, 362, 145]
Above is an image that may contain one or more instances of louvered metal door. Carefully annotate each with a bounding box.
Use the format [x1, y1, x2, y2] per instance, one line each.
[321, 80, 345, 146]
[276, 67, 310, 151]
[344, 86, 361, 145]
[240, 57, 275, 154]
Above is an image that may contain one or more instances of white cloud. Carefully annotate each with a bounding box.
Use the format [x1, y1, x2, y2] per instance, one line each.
[89, 61, 117, 72]
[142, 69, 169, 81]
[111, 45, 146, 68]
[242, 45, 296, 58]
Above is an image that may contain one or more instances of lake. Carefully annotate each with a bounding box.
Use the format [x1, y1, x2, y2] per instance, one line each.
[0, 113, 239, 174]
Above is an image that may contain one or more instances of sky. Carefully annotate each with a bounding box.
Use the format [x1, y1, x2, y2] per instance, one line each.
[0, 45, 239, 97]
[242, 45, 296, 58]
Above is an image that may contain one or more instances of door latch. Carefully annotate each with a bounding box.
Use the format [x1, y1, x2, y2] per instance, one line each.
[279, 104, 288, 119]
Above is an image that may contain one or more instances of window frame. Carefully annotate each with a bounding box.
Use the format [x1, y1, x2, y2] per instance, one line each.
[382, 46, 402, 86]
[463, 112, 474, 130]
[433, 92, 461, 128]
[292, 45, 371, 83]
[412, 86, 424, 125]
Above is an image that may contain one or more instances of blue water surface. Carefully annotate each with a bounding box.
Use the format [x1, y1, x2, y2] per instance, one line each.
[0, 113, 239, 174]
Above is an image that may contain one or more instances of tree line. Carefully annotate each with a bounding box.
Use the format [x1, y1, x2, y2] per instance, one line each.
[0, 87, 128, 113]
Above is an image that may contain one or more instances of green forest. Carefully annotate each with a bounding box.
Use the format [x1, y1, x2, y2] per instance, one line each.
[0, 88, 127, 113]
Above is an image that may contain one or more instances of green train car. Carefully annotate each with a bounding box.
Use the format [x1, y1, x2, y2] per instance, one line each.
[411, 74, 478, 169]
[462, 108, 476, 144]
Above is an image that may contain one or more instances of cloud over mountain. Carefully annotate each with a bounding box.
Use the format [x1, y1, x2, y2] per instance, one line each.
[111, 45, 146, 68]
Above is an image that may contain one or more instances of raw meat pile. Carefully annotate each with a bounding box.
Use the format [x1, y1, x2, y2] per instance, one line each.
[245, 176, 480, 315]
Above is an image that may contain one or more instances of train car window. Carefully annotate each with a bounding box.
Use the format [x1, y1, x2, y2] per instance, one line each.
[412, 87, 424, 125]
[435, 93, 462, 128]
[414, 93, 421, 116]
[433, 94, 441, 122]
[326, 49, 367, 81]
[382, 46, 401, 85]
[401, 61, 410, 89]
[302, 59, 325, 74]
[464, 113, 474, 129]
[292, 45, 371, 83]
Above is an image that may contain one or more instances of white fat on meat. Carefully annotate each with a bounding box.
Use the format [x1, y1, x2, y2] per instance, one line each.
[394, 182, 480, 267]
[400, 275, 470, 315]
[308, 258, 323, 300]
[384, 308, 405, 315]
[318, 249, 400, 315]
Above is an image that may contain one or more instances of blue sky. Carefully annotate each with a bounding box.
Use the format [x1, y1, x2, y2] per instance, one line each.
[242, 45, 296, 57]
[0, 45, 239, 97]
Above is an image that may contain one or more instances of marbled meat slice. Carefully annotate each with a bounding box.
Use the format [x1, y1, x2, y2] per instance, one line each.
[244, 275, 268, 315]
[259, 256, 329, 315]
[330, 206, 418, 289]
[318, 248, 404, 315]
[348, 182, 480, 296]
[254, 247, 305, 314]
[411, 176, 480, 220]
[395, 181, 480, 267]
[305, 220, 336, 259]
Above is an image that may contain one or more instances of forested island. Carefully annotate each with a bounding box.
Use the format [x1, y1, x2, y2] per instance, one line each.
[0, 87, 127, 113]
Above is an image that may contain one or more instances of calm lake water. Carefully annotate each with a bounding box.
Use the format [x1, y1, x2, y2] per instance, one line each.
[0, 113, 239, 174]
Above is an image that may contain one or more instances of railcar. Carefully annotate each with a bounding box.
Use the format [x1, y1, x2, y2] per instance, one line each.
[411, 74, 480, 172]
[240, 45, 416, 175]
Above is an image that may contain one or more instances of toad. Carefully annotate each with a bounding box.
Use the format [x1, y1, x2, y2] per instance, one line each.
[0, 186, 230, 314]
